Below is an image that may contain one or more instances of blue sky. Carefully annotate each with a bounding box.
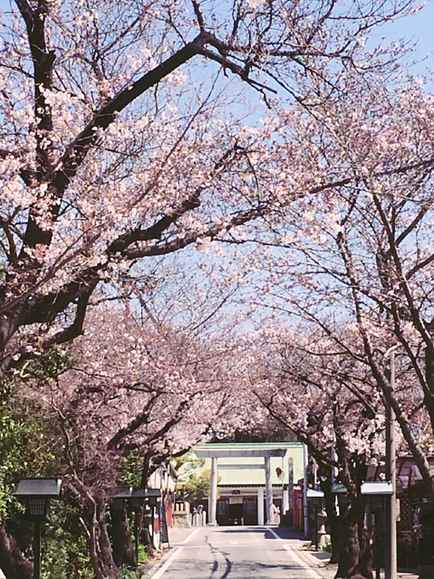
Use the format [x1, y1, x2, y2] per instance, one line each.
[0, 0, 432, 332]
[0, 0, 433, 68]
[381, 1, 434, 71]
[0, 0, 433, 59]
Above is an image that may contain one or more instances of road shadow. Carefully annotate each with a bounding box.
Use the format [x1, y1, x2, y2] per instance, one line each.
[213, 526, 306, 543]
[217, 528, 267, 534]
[265, 527, 305, 540]
[204, 559, 313, 579]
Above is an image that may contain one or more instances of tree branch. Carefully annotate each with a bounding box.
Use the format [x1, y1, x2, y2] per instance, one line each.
[43, 281, 97, 347]
[54, 34, 206, 196]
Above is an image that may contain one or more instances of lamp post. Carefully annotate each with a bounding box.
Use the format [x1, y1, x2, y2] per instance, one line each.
[111, 486, 143, 566]
[13, 478, 62, 579]
[361, 481, 394, 578]
[110, 487, 162, 564]
[384, 345, 399, 579]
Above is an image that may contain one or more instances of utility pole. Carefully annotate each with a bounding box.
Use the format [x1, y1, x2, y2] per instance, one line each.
[385, 345, 398, 579]
[303, 444, 309, 538]
[208, 456, 218, 526]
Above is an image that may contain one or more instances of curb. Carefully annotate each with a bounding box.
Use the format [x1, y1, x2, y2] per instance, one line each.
[295, 548, 420, 579]
[296, 548, 335, 579]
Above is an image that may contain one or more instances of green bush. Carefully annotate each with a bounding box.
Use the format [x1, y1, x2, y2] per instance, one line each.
[41, 502, 93, 578]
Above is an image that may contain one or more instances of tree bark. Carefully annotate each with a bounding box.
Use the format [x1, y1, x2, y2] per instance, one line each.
[110, 504, 136, 568]
[326, 507, 341, 564]
[424, 344, 434, 436]
[335, 517, 362, 578]
[319, 477, 340, 563]
[0, 525, 33, 579]
[334, 500, 373, 579]
[83, 494, 120, 579]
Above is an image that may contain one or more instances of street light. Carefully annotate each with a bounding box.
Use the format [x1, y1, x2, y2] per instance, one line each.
[111, 486, 143, 566]
[384, 344, 399, 579]
[13, 478, 62, 579]
[361, 481, 394, 578]
[110, 487, 162, 563]
[361, 481, 393, 496]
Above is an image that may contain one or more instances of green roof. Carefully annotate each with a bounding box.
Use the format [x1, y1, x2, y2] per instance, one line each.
[196, 442, 303, 450]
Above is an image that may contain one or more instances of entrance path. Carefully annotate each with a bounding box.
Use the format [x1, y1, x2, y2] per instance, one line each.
[146, 526, 328, 579]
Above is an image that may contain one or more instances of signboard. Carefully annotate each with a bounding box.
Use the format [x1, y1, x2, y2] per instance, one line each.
[229, 497, 243, 504]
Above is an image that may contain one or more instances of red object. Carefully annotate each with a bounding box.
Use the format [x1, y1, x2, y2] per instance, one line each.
[292, 487, 304, 531]
[165, 493, 174, 527]
[153, 512, 160, 533]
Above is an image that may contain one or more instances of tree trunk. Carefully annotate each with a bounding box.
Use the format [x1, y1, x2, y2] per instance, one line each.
[328, 512, 341, 564]
[0, 525, 33, 579]
[320, 479, 340, 563]
[418, 500, 434, 579]
[83, 495, 120, 579]
[335, 516, 360, 579]
[110, 504, 136, 568]
[334, 503, 373, 579]
[424, 345, 434, 437]
[0, 314, 19, 378]
[358, 520, 374, 579]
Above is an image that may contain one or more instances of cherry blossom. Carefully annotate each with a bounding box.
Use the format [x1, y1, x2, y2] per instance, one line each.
[0, 0, 416, 373]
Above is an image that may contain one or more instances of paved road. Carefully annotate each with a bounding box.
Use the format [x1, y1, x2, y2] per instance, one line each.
[149, 526, 325, 579]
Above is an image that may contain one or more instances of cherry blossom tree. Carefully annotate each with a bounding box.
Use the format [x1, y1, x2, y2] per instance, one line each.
[11, 306, 243, 578]
[225, 72, 434, 489]
[245, 324, 422, 578]
[0, 2, 430, 577]
[0, 0, 416, 373]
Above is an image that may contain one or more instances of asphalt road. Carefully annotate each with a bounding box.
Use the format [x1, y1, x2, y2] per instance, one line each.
[149, 526, 325, 579]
